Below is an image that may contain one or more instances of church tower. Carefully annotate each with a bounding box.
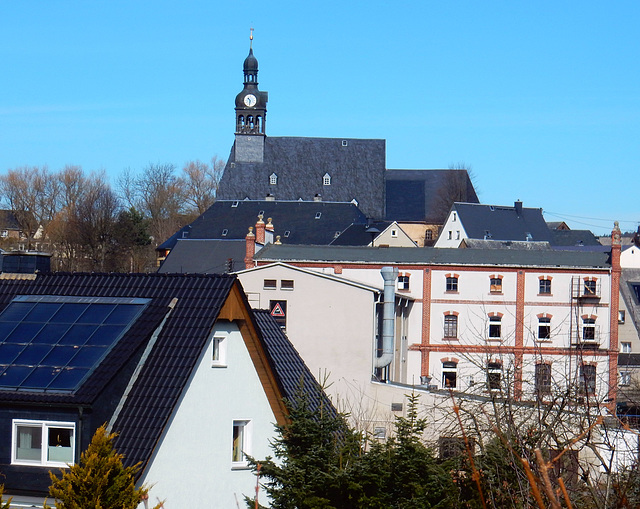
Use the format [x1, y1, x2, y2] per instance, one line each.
[234, 30, 268, 163]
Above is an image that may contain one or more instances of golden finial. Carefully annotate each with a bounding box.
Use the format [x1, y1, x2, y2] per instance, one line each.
[250, 27, 254, 48]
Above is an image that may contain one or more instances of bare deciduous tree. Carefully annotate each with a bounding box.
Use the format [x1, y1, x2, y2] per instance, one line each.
[0, 166, 60, 249]
[181, 156, 225, 215]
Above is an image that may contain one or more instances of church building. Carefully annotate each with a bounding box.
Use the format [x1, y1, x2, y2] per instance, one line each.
[217, 36, 478, 223]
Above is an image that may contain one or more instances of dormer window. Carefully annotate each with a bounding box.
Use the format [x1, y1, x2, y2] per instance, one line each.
[269, 173, 277, 185]
[221, 229, 228, 237]
[323, 173, 331, 186]
[315, 212, 322, 220]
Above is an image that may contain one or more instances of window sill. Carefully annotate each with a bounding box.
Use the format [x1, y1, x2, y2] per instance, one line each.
[489, 291, 503, 295]
[211, 363, 228, 368]
[443, 336, 458, 341]
[486, 338, 502, 342]
[231, 463, 251, 470]
[445, 291, 459, 295]
[537, 293, 553, 297]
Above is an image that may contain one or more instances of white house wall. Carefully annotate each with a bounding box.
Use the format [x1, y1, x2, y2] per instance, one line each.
[138, 321, 276, 508]
[238, 266, 378, 405]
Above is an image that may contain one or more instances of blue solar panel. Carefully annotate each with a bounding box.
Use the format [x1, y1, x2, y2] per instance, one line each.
[0, 296, 149, 392]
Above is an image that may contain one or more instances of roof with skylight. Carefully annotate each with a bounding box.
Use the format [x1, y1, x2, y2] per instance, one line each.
[0, 296, 149, 393]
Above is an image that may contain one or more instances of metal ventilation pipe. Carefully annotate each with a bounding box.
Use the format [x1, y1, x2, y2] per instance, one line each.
[375, 266, 398, 368]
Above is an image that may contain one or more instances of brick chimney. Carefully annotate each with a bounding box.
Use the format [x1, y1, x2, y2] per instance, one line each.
[255, 215, 265, 245]
[608, 221, 622, 408]
[244, 227, 255, 269]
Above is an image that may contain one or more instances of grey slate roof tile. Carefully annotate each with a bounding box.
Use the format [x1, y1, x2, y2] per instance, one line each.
[254, 243, 612, 268]
[217, 137, 386, 219]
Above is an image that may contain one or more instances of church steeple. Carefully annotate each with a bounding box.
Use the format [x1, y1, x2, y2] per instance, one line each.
[235, 29, 268, 136]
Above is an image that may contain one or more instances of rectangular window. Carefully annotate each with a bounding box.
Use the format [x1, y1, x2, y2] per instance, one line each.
[397, 275, 410, 291]
[622, 342, 632, 353]
[539, 279, 551, 294]
[487, 363, 502, 390]
[280, 280, 294, 290]
[584, 280, 597, 296]
[442, 361, 457, 388]
[443, 315, 458, 339]
[445, 277, 458, 292]
[232, 420, 251, 467]
[535, 363, 552, 394]
[538, 317, 551, 340]
[425, 230, 433, 240]
[212, 335, 227, 367]
[263, 279, 277, 290]
[620, 371, 631, 386]
[619, 310, 626, 324]
[579, 365, 596, 394]
[12, 420, 75, 467]
[582, 318, 596, 341]
[490, 278, 502, 293]
[488, 316, 501, 339]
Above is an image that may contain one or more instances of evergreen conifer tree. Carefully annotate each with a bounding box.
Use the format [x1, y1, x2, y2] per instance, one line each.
[44, 424, 162, 509]
[0, 485, 12, 509]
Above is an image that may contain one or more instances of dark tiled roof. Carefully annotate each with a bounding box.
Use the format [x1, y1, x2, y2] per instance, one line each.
[253, 310, 335, 417]
[158, 200, 369, 252]
[550, 229, 602, 247]
[254, 244, 612, 269]
[158, 239, 246, 274]
[0, 210, 22, 230]
[217, 137, 386, 219]
[330, 220, 391, 246]
[453, 202, 553, 243]
[385, 169, 478, 223]
[0, 272, 239, 469]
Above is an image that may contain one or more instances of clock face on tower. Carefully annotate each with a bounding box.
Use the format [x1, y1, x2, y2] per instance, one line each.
[244, 94, 257, 107]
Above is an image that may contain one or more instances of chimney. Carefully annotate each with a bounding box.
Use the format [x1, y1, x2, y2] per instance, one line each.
[514, 200, 523, 216]
[255, 215, 265, 244]
[314, 194, 322, 202]
[265, 217, 274, 244]
[244, 227, 255, 269]
[608, 221, 622, 408]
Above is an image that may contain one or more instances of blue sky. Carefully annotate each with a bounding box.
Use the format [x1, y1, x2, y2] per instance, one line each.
[1, 1, 638, 234]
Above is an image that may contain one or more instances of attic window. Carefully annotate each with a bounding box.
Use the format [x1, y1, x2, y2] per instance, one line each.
[391, 229, 398, 238]
[284, 231, 291, 238]
[489, 206, 495, 211]
[342, 140, 348, 147]
[221, 229, 228, 237]
[315, 212, 322, 220]
[269, 173, 277, 185]
[323, 173, 331, 186]
[232, 201, 239, 208]
[258, 210, 265, 216]
[12, 420, 75, 467]
[182, 231, 189, 239]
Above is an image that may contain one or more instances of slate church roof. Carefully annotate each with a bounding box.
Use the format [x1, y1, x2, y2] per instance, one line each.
[217, 137, 386, 219]
[385, 169, 478, 223]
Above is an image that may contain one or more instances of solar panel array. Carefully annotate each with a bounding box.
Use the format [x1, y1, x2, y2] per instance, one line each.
[0, 296, 148, 392]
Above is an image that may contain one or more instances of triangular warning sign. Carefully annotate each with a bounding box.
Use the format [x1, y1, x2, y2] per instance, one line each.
[271, 302, 285, 317]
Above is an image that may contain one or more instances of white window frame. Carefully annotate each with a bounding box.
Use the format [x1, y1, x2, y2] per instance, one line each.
[12, 419, 75, 467]
[323, 173, 331, 186]
[211, 334, 228, 367]
[622, 342, 632, 354]
[231, 419, 252, 469]
[269, 173, 277, 185]
[397, 275, 410, 290]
